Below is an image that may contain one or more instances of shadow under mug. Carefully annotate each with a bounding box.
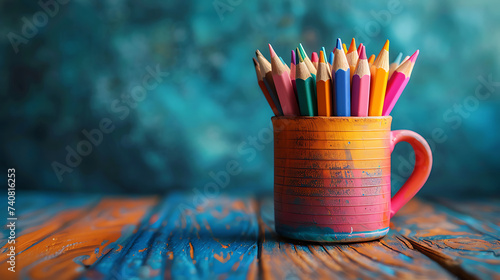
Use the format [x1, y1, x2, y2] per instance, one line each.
[272, 116, 433, 243]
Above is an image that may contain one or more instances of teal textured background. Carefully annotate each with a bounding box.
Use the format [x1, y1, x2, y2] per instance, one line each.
[1, 0, 499, 196]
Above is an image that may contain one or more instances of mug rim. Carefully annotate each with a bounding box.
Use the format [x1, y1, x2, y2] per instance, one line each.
[272, 116, 392, 120]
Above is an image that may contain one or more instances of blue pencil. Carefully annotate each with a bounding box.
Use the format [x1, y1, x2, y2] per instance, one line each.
[332, 38, 350, 116]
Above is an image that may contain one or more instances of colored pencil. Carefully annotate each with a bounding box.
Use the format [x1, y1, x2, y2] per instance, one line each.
[368, 54, 375, 66]
[311, 52, 319, 69]
[388, 52, 403, 79]
[357, 43, 364, 56]
[401, 55, 410, 65]
[382, 50, 419, 116]
[256, 50, 283, 115]
[290, 50, 297, 96]
[346, 38, 358, 80]
[298, 43, 317, 77]
[342, 43, 347, 54]
[316, 50, 332, 116]
[279, 56, 290, 72]
[321, 47, 332, 79]
[295, 49, 317, 116]
[270, 44, 300, 116]
[368, 40, 390, 116]
[351, 45, 371, 117]
[332, 38, 350, 116]
[328, 51, 334, 72]
[253, 58, 280, 115]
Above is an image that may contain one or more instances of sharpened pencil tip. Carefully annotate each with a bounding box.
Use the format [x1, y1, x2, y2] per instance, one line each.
[268, 44, 276, 58]
[383, 40, 390, 51]
[311, 52, 319, 62]
[252, 57, 258, 66]
[298, 43, 306, 58]
[336, 38, 342, 50]
[359, 45, 367, 60]
[394, 52, 403, 64]
[328, 52, 334, 64]
[410, 49, 419, 62]
[291, 50, 296, 65]
[319, 51, 325, 63]
[296, 47, 304, 63]
[255, 49, 262, 57]
[347, 38, 357, 53]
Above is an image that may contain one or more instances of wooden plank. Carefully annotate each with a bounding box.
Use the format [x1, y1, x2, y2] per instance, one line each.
[259, 196, 453, 279]
[0, 192, 99, 248]
[392, 198, 500, 279]
[83, 193, 259, 280]
[0, 196, 157, 280]
[434, 197, 500, 239]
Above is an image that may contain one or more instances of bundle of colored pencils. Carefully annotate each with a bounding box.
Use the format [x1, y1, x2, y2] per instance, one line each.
[252, 38, 419, 117]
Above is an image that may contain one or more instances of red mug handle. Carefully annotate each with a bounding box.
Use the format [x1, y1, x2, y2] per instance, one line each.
[390, 130, 433, 217]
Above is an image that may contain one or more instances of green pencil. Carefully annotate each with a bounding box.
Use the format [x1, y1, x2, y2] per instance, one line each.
[295, 48, 317, 116]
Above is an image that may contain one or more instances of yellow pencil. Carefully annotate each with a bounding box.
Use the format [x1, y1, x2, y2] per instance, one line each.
[368, 40, 390, 116]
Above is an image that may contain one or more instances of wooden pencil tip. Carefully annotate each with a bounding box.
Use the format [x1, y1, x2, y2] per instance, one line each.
[291, 50, 296, 65]
[348, 38, 357, 53]
[255, 49, 262, 57]
[311, 52, 319, 62]
[359, 45, 367, 60]
[394, 52, 403, 64]
[298, 43, 306, 57]
[252, 57, 258, 66]
[296, 47, 304, 62]
[268, 44, 276, 58]
[336, 38, 342, 50]
[383, 40, 390, 51]
[319, 51, 325, 63]
[410, 49, 419, 62]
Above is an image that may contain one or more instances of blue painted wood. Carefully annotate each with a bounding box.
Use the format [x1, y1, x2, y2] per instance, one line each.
[0, 191, 99, 249]
[392, 198, 500, 279]
[259, 196, 453, 279]
[82, 193, 259, 280]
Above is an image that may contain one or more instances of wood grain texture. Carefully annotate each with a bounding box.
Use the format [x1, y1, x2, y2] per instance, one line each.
[83, 193, 259, 280]
[392, 198, 500, 279]
[0, 194, 157, 280]
[259, 197, 453, 279]
[1, 192, 499, 280]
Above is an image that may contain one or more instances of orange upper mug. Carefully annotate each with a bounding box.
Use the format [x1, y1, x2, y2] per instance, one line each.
[272, 116, 432, 242]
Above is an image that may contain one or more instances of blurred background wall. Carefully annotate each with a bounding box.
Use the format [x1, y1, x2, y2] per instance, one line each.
[1, 0, 499, 196]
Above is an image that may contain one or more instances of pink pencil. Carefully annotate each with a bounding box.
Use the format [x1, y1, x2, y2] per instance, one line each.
[311, 52, 319, 69]
[351, 45, 371, 116]
[357, 43, 364, 56]
[269, 44, 300, 116]
[382, 50, 419, 116]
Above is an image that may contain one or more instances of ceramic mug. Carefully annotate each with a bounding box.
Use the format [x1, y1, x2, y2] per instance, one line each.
[272, 116, 432, 242]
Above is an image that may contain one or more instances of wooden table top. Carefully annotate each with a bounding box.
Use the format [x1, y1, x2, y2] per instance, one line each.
[0, 192, 499, 279]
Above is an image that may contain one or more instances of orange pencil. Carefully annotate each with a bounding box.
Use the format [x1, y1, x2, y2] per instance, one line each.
[269, 44, 300, 116]
[253, 58, 280, 115]
[346, 38, 358, 80]
[368, 40, 390, 116]
[368, 54, 375, 66]
[256, 49, 283, 115]
[316, 50, 332, 116]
